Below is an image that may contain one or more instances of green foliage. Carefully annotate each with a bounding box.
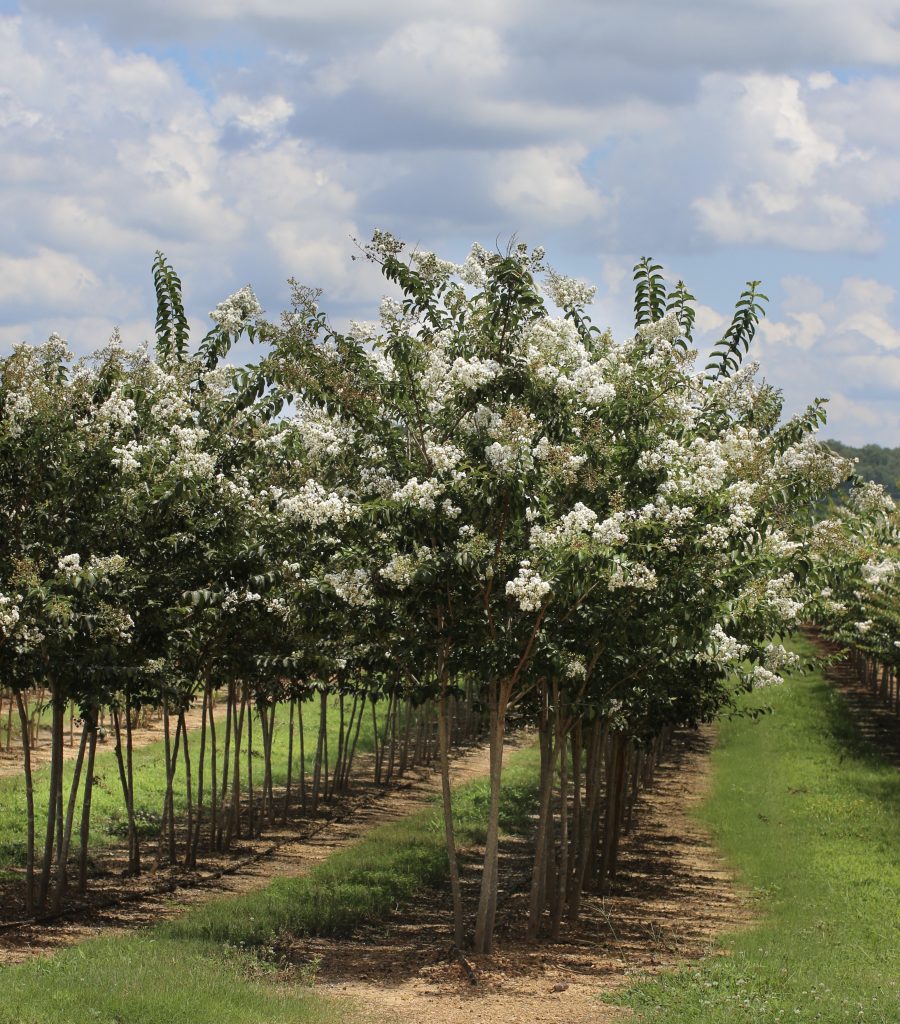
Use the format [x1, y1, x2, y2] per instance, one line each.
[633, 257, 667, 327]
[665, 280, 697, 344]
[706, 281, 768, 380]
[152, 251, 190, 362]
[826, 440, 900, 499]
[613, 634, 900, 1024]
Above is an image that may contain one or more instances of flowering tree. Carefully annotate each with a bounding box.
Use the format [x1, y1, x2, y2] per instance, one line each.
[0, 233, 878, 954]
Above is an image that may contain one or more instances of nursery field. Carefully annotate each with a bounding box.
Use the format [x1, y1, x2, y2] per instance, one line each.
[1, 240, 897, 1022]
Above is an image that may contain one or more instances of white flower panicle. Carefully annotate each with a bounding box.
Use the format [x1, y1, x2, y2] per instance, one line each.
[280, 481, 355, 527]
[209, 286, 262, 333]
[694, 624, 749, 666]
[392, 477, 442, 511]
[0, 593, 20, 638]
[544, 269, 597, 309]
[325, 569, 376, 608]
[506, 561, 551, 611]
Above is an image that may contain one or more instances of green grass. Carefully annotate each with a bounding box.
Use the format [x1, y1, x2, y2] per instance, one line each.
[165, 743, 540, 944]
[613, 634, 900, 1024]
[0, 936, 342, 1024]
[0, 743, 540, 1023]
[0, 698, 380, 868]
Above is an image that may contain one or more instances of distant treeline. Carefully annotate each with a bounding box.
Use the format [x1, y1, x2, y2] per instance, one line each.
[826, 440, 900, 498]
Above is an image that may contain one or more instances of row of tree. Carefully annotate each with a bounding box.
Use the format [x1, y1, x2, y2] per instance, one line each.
[812, 481, 899, 713]
[2, 235, 895, 949]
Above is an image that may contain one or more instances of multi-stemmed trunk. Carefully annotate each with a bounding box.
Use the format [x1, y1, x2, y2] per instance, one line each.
[472, 676, 513, 954]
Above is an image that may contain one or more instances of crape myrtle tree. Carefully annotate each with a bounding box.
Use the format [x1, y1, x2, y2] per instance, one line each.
[810, 481, 900, 710]
[245, 232, 851, 952]
[0, 256, 486, 919]
[0, 334, 143, 913]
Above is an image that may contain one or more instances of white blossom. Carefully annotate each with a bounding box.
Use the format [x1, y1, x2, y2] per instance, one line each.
[505, 561, 551, 611]
[209, 285, 262, 333]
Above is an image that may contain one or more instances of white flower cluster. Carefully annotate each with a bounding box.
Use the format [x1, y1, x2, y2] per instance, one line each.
[424, 438, 464, 474]
[505, 561, 551, 611]
[855, 620, 873, 635]
[530, 504, 629, 551]
[3, 390, 37, 438]
[751, 666, 782, 689]
[849, 481, 896, 517]
[85, 554, 127, 581]
[448, 356, 502, 391]
[763, 574, 803, 623]
[608, 558, 657, 591]
[763, 643, 801, 673]
[280, 481, 355, 527]
[695, 623, 749, 666]
[57, 553, 82, 576]
[0, 593, 20, 638]
[861, 558, 897, 588]
[565, 656, 588, 680]
[95, 394, 137, 430]
[392, 477, 442, 511]
[209, 286, 262, 334]
[222, 589, 263, 614]
[325, 569, 376, 608]
[544, 269, 597, 309]
[380, 547, 433, 589]
[111, 442, 142, 473]
[266, 596, 291, 621]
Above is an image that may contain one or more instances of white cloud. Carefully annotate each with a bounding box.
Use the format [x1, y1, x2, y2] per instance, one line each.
[491, 145, 608, 226]
[690, 74, 881, 252]
[213, 93, 294, 138]
[0, 248, 103, 309]
[2, 4, 900, 444]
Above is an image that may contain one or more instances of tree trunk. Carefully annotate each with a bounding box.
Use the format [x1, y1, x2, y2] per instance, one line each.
[37, 694, 64, 914]
[283, 696, 295, 824]
[78, 719, 98, 894]
[52, 722, 89, 911]
[472, 677, 512, 954]
[437, 677, 464, 946]
[15, 691, 35, 915]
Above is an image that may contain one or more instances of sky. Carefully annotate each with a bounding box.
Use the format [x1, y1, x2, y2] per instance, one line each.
[2, 1, 900, 445]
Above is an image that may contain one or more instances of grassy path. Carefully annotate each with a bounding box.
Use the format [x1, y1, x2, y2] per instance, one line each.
[613, 634, 900, 1024]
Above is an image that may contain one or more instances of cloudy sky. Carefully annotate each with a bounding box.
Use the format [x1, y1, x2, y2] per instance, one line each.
[2, 1, 900, 444]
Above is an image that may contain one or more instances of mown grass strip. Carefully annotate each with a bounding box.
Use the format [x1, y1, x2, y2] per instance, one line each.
[1, 936, 341, 1024]
[0, 744, 540, 1024]
[612, 634, 900, 1024]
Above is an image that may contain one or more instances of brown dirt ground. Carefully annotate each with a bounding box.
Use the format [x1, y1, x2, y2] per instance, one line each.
[299, 728, 751, 1024]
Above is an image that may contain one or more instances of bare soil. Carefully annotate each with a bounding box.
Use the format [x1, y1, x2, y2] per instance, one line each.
[807, 629, 900, 769]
